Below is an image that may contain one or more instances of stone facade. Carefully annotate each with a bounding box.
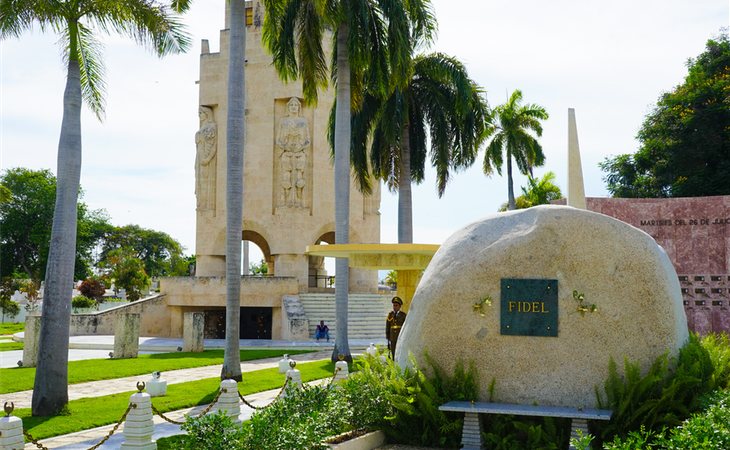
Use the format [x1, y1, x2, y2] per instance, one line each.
[151, 4, 382, 340]
[194, 4, 381, 294]
[397, 206, 689, 408]
[583, 196, 730, 334]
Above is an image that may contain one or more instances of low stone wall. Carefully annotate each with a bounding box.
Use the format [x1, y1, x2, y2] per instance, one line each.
[70, 294, 171, 337]
[162, 276, 298, 307]
[161, 276, 299, 338]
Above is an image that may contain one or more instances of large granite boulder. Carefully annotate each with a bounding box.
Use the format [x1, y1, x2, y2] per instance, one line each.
[396, 205, 688, 408]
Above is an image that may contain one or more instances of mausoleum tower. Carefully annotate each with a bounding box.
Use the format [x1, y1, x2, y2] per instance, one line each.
[194, 2, 381, 293]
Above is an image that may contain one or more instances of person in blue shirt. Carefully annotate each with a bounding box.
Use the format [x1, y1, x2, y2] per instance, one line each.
[315, 320, 330, 341]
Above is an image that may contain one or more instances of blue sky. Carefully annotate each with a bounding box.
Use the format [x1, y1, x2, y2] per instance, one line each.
[1, 0, 728, 267]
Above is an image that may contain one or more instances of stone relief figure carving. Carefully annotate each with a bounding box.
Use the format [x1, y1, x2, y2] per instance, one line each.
[276, 97, 310, 206]
[195, 106, 217, 211]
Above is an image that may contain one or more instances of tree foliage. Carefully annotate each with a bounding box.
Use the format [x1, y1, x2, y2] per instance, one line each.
[98, 224, 186, 278]
[100, 248, 150, 301]
[347, 52, 488, 243]
[601, 32, 730, 197]
[78, 276, 106, 301]
[498, 171, 563, 211]
[483, 90, 549, 210]
[0, 168, 191, 282]
[249, 259, 268, 276]
[0, 168, 110, 281]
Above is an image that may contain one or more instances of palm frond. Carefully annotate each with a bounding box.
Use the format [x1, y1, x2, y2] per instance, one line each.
[262, 0, 305, 84]
[72, 23, 107, 120]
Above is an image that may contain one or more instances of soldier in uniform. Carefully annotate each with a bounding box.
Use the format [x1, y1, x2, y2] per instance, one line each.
[386, 296, 406, 359]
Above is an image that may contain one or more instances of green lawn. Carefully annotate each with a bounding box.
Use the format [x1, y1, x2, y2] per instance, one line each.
[0, 349, 313, 394]
[16, 360, 336, 441]
[0, 322, 24, 335]
[0, 341, 23, 351]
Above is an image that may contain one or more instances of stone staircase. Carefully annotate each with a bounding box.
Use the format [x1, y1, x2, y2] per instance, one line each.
[299, 293, 390, 340]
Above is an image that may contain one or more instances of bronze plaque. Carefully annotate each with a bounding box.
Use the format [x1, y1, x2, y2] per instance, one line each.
[500, 278, 558, 337]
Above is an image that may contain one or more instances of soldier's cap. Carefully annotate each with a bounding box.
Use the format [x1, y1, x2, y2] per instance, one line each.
[391, 296, 403, 305]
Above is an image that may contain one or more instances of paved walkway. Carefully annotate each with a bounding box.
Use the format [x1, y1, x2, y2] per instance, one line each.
[1, 334, 386, 368]
[3, 351, 331, 409]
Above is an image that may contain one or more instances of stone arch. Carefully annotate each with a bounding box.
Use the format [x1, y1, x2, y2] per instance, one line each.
[309, 228, 335, 289]
[242, 224, 273, 275]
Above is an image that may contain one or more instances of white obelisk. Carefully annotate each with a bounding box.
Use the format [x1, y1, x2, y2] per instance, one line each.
[567, 108, 587, 209]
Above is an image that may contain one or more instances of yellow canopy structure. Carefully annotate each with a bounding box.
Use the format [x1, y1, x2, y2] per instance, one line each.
[305, 243, 439, 311]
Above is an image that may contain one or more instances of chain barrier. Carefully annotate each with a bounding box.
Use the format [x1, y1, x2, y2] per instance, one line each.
[86, 403, 136, 450]
[238, 375, 291, 410]
[326, 366, 342, 389]
[303, 366, 342, 394]
[150, 386, 225, 425]
[20, 403, 136, 450]
[22, 430, 49, 450]
[150, 403, 185, 425]
[16, 368, 342, 449]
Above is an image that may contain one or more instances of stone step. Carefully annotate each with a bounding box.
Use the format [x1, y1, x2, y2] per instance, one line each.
[299, 293, 390, 340]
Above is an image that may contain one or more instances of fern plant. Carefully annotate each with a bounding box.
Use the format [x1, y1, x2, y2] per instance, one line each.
[595, 334, 715, 443]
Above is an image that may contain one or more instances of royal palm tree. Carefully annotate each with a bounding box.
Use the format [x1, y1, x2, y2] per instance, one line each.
[0, 1, 190, 415]
[263, 0, 432, 361]
[483, 89, 548, 211]
[351, 53, 488, 243]
[173, 0, 245, 380]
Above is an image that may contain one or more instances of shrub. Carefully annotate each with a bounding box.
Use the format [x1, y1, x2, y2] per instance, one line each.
[0, 296, 20, 320]
[340, 350, 477, 448]
[79, 277, 106, 301]
[71, 295, 96, 309]
[240, 383, 351, 450]
[594, 333, 721, 444]
[701, 332, 730, 390]
[481, 414, 569, 450]
[181, 410, 243, 450]
[602, 389, 730, 449]
[659, 389, 730, 449]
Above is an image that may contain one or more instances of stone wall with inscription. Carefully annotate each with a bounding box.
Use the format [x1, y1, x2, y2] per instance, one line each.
[396, 206, 689, 408]
[583, 196, 730, 334]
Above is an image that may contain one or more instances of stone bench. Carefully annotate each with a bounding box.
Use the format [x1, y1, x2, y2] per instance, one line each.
[439, 401, 612, 450]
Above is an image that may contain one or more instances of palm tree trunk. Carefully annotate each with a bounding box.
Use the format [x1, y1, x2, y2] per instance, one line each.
[398, 126, 413, 243]
[507, 152, 516, 210]
[32, 57, 82, 416]
[221, 0, 245, 381]
[332, 21, 352, 363]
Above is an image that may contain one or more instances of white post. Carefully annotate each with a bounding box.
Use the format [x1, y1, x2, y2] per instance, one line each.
[284, 362, 302, 397]
[182, 312, 205, 352]
[120, 390, 155, 450]
[113, 313, 140, 359]
[213, 379, 241, 424]
[334, 359, 349, 383]
[21, 315, 40, 367]
[0, 410, 24, 450]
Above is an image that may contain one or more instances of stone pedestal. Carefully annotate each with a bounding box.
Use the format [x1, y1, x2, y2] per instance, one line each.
[334, 360, 349, 383]
[114, 314, 140, 359]
[0, 415, 24, 450]
[569, 418, 590, 450]
[182, 312, 204, 352]
[146, 373, 167, 397]
[365, 343, 378, 357]
[460, 412, 483, 450]
[120, 392, 156, 450]
[213, 379, 241, 424]
[284, 367, 302, 396]
[278, 354, 291, 373]
[21, 315, 40, 367]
